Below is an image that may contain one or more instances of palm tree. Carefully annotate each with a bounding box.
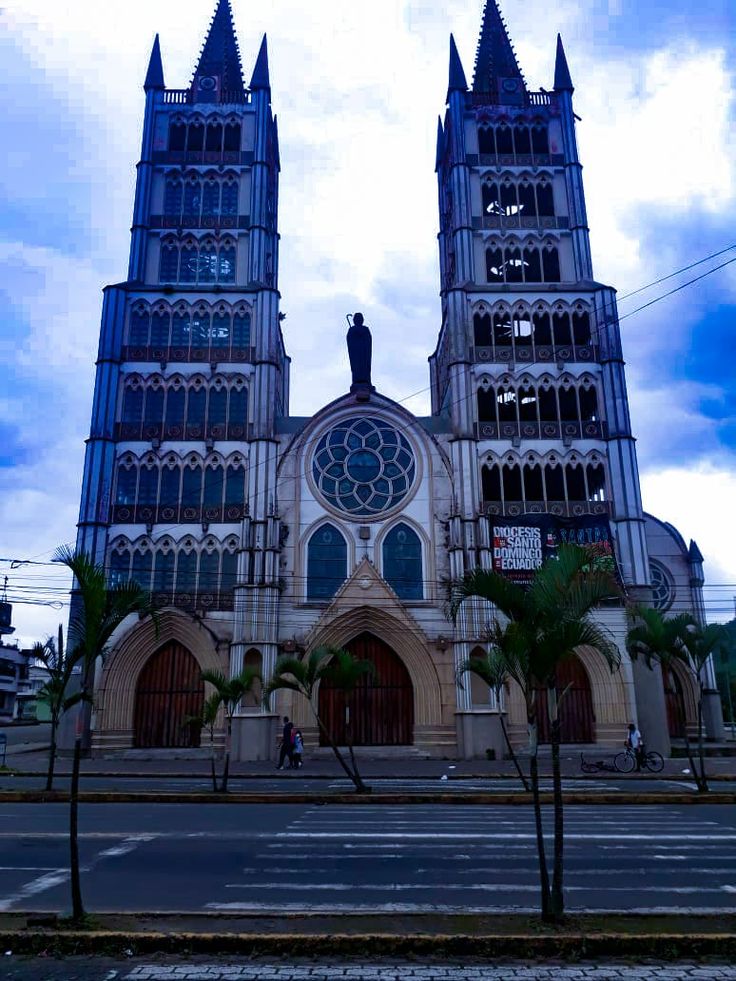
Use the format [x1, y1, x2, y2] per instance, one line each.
[627, 607, 725, 793]
[449, 544, 621, 923]
[184, 694, 220, 792]
[199, 668, 262, 793]
[456, 643, 530, 791]
[54, 545, 155, 924]
[33, 625, 89, 791]
[263, 645, 374, 794]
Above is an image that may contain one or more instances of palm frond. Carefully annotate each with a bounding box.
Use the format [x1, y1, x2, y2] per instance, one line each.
[447, 568, 527, 623]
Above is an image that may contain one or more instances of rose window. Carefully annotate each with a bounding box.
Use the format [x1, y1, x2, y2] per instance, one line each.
[312, 418, 416, 516]
[650, 560, 675, 613]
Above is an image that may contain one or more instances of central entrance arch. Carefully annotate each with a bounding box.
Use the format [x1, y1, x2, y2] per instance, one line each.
[134, 641, 204, 748]
[534, 654, 594, 744]
[318, 632, 414, 746]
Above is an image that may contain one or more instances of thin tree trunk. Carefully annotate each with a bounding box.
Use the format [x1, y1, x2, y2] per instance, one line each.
[549, 716, 565, 923]
[221, 718, 232, 794]
[210, 729, 217, 793]
[682, 730, 701, 792]
[528, 721, 551, 921]
[696, 691, 708, 794]
[311, 706, 359, 787]
[69, 732, 84, 923]
[46, 718, 58, 792]
[499, 712, 529, 791]
[345, 708, 369, 794]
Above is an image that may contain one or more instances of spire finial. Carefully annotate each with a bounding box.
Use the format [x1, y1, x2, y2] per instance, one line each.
[472, 0, 526, 104]
[192, 0, 245, 100]
[447, 34, 468, 101]
[250, 34, 270, 91]
[554, 33, 574, 92]
[435, 116, 445, 171]
[144, 34, 165, 91]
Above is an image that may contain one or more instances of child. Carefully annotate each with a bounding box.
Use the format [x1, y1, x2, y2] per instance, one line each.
[291, 729, 304, 769]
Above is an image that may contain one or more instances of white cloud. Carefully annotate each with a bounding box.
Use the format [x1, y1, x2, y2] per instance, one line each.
[641, 465, 736, 621]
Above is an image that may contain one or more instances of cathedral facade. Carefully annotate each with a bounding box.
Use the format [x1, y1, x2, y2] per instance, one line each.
[74, 0, 722, 760]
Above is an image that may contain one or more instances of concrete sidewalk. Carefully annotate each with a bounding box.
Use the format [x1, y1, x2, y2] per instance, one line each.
[6, 747, 736, 779]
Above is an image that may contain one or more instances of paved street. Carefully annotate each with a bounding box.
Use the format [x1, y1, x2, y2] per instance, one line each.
[4, 959, 736, 980]
[0, 803, 734, 914]
[3, 774, 727, 794]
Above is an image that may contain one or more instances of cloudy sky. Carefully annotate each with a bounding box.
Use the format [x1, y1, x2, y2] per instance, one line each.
[1, 0, 735, 645]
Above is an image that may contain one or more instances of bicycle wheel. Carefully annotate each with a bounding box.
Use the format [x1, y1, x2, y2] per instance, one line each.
[615, 751, 635, 773]
[581, 759, 599, 774]
[644, 751, 664, 773]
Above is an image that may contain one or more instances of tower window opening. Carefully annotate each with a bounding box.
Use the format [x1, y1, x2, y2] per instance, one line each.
[482, 182, 501, 216]
[115, 465, 137, 506]
[558, 386, 579, 423]
[187, 123, 204, 153]
[513, 311, 533, 343]
[553, 311, 572, 346]
[138, 466, 159, 506]
[153, 549, 175, 600]
[587, 463, 607, 501]
[542, 245, 561, 283]
[580, 387, 599, 423]
[522, 246, 542, 282]
[223, 122, 241, 153]
[503, 462, 523, 501]
[533, 311, 552, 346]
[150, 309, 171, 347]
[493, 311, 512, 346]
[531, 124, 549, 155]
[182, 465, 203, 510]
[478, 127, 495, 155]
[566, 464, 587, 501]
[205, 122, 223, 153]
[500, 181, 519, 216]
[518, 386, 537, 422]
[537, 178, 555, 217]
[524, 463, 544, 501]
[478, 388, 496, 424]
[482, 463, 502, 503]
[485, 247, 504, 283]
[506, 246, 523, 283]
[497, 389, 517, 423]
[474, 312, 492, 346]
[496, 125, 513, 155]
[168, 122, 186, 152]
[109, 549, 131, 587]
[539, 387, 557, 421]
[122, 388, 144, 426]
[131, 550, 153, 592]
[573, 310, 591, 345]
[545, 464, 565, 501]
[518, 181, 536, 217]
[160, 467, 181, 507]
[514, 125, 532, 156]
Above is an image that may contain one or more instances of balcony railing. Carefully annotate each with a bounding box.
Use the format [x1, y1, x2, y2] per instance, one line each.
[150, 215, 250, 231]
[469, 91, 552, 108]
[116, 421, 250, 443]
[163, 89, 248, 106]
[121, 345, 255, 365]
[153, 590, 235, 612]
[474, 344, 599, 365]
[475, 421, 605, 441]
[483, 500, 612, 518]
[110, 504, 247, 525]
[473, 215, 569, 232]
[152, 150, 254, 166]
[467, 152, 565, 169]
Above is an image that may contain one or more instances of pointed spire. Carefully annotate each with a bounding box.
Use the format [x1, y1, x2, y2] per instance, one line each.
[144, 34, 165, 91]
[473, 0, 526, 104]
[689, 540, 704, 564]
[554, 34, 574, 92]
[447, 34, 468, 100]
[193, 0, 245, 98]
[250, 34, 270, 91]
[435, 117, 445, 171]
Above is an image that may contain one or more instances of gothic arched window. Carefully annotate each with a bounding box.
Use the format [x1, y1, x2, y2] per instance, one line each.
[307, 524, 347, 601]
[109, 549, 131, 587]
[383, 523, 423, 601]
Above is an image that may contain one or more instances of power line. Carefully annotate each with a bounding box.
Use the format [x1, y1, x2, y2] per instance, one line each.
[617, 243, 736, 302]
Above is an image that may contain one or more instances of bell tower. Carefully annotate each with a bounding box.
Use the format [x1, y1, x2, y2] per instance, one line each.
[74, 0, 287, 754]
[430, 0, 649, 589]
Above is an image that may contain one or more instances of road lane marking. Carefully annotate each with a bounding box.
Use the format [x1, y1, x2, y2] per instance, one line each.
[0, 868, 69, 912]
[223, 881, 735, 894]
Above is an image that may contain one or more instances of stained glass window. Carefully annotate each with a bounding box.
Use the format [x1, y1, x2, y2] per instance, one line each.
[383, 523, 423, 601]
[307, 524, 347, 601]
[312, 418, 416, 516]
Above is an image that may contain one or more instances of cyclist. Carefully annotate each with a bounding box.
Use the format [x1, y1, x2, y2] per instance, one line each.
[626, 722, 644, 772]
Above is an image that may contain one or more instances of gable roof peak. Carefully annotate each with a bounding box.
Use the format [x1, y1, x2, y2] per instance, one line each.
[472, 0, 527, 105]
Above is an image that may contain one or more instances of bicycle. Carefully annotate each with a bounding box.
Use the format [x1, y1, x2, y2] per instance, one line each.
[580, 748, 664, 774]
[615, 746, 664, 773]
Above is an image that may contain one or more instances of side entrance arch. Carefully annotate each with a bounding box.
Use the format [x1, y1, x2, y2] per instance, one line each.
[318, 632, 414, 746]
[133, 642, 204, 748]
[534, 654, 595, 744]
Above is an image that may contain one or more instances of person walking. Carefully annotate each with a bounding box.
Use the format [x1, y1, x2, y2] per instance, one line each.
[276, 716, 294, 770]
[291, 729, 304, 769]
[626, 722, 644, 771]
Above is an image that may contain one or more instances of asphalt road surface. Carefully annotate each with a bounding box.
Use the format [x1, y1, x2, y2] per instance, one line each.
[4, 960, 736, 980]
[0, 803, 734, 914]
[0, 775, 728, 794]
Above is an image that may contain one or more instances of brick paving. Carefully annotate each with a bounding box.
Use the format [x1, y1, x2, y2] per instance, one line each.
[121, 964, 736, 980]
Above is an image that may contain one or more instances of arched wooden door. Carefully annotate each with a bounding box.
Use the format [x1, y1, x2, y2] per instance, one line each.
[134, 642, 204, 748]
[535, 654, 594, 744]
[318, 632, 414, 746]
[663, 666, 686, 738]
